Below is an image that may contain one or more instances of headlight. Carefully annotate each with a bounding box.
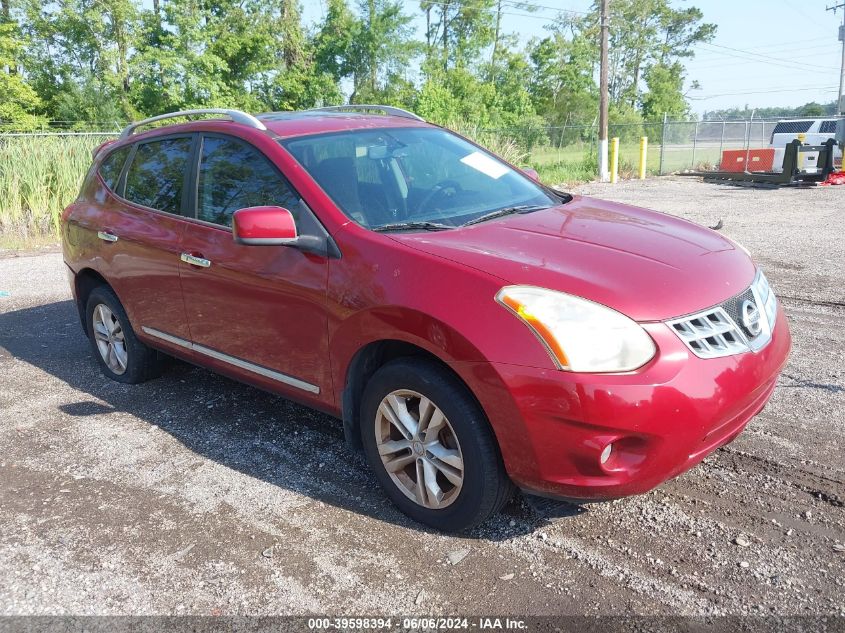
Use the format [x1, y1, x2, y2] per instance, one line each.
[495, 286, 656, 373]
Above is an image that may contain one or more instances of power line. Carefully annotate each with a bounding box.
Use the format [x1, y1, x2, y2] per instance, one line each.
[697, 42, 841, 72]
[692, 42, 836, 62]
[693, 43, 840, 75]
[412, 0, 582, 21]
[689, 85, 839, 100]
[780, 0, 832, 30]
[502, 0, 589, 15]
[690, 50, 842, 72]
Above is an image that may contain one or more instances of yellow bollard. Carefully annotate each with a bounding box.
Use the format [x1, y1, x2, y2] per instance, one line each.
[639, 136, 648, 180]
[610, 137, 619, 184]
[796, 133, 806, 171]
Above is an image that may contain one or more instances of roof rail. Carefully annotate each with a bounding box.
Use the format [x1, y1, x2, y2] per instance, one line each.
[307, 105, 425, 122]
[119, 108, 267, 139]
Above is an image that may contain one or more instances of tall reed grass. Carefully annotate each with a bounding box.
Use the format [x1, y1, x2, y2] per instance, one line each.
[0, 135, 112, 242]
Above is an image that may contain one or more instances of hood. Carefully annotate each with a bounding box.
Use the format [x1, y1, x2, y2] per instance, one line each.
[389, 196, 755, 322]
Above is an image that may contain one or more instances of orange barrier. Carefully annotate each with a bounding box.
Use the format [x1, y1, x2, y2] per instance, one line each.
[720, 149, 775, 173]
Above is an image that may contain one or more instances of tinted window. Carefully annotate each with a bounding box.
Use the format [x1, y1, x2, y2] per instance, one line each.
[198, 136, 299, 227]
[819, 120, 837, 134]
[98, 146, 129, 192]
[772, 121, 813, 135]
[124, 137, 192, 214]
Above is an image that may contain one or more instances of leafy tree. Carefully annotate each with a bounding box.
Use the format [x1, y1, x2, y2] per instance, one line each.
[22, 0, 138, 123]
[0, 19, 43, 130]
[555, 0, 715, 116]
[800, 103, 826, 117]
[314, 0, 359, 83]
[315, 0, 417, 104]
[422, 0, 496, 71]
[640, 62, 688, 120]
[528, 25, 598, 127]
[702, 101, 838, 120]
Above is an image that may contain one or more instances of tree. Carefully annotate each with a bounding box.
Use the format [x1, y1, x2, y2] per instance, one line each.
[555, 0, 715, 115]
[130, 0, 339, 114]
[315, 0, 416, 104]
[528, 24, 598, 126]
[0, 19, 43, 130]
[422, 0, 496, 72]
[640, 62, 688, 120]
[800, 103, 826, 117]
[314, 0, 359, 83]
[22, 0, 138, 124]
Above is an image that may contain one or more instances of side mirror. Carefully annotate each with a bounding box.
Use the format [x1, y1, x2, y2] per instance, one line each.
[522, 167, 540, 182]
[232, 206, 297, 246]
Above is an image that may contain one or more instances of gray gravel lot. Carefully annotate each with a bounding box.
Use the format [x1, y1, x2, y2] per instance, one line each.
[0, 177, 843, 616]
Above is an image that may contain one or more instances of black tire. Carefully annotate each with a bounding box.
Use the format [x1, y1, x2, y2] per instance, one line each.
[85, 285, 164, 384]
[360, 358, 513, 532]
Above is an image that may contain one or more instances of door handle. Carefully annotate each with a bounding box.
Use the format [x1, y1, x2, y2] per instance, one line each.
[97, 231, 119, 242]
[180, 253, 212, 268]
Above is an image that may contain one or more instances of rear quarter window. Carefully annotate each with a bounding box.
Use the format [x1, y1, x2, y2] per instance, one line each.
[819, 120, 837, 134]
[97, 146, 130, 192]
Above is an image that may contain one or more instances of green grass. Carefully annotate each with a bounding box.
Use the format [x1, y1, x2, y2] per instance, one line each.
[528, 143, 726, 183]
[0, 134, 113, 241]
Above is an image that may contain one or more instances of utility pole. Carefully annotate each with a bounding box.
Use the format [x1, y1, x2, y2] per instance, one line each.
[598, 0, 610, 181]
[828, 3, 845, 114]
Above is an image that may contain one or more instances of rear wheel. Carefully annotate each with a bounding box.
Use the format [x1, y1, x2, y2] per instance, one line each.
[360, 358, 512, 531]
[85, 286, 163, 384]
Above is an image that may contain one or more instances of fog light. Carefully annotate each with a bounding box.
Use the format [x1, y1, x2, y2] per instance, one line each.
[600, 443, 613, 465]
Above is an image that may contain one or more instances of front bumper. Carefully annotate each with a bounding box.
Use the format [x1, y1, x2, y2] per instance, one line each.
[456, 304, 791, 500]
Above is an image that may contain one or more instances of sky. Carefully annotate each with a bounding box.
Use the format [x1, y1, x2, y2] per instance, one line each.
[300, 0, 845, 116]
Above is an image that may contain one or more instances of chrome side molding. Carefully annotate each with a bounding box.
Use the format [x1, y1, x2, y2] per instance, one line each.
[140, 327, 320, 394]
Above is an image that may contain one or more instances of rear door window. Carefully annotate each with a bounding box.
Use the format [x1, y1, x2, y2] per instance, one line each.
[98, 146, 130, 192]
[197, 136, 299, 227]
[124, 137, 193, 215]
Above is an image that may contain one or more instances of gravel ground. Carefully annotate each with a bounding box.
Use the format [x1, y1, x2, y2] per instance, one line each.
[0, 177, 843, 617]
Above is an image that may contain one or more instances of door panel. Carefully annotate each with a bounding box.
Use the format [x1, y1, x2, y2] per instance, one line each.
[179, 224, 331, 398]
[104, 203, 190, 341]
[178, 134, 332, 401]
[81, 137, 193, 341]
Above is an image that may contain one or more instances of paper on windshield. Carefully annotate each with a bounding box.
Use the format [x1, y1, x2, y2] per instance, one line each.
[460, 151, 509, 179]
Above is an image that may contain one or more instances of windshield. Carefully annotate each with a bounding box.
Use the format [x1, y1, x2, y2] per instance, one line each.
[280, 127, 561, 230]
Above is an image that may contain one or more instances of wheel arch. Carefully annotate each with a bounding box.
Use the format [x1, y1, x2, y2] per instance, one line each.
[341, 339, 488, 453]
[72, 267, 111, 329]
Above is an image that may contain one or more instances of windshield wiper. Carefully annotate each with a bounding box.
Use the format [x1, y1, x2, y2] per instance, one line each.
[372, 221, 455, 232]
[461, 204, 550, 227]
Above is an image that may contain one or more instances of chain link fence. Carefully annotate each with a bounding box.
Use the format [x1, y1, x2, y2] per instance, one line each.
[0, 116, 806, 185]
[488, 119, 784, 176]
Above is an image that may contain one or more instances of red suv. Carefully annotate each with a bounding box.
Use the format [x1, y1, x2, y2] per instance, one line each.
[62, 106, 791, 531]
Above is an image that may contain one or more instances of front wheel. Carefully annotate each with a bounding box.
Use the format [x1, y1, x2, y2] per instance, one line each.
[360, 358, 513, 531]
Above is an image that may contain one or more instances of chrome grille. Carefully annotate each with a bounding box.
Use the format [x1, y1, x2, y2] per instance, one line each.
[667, 270, 777, 359]
[721, 288, 757, 339]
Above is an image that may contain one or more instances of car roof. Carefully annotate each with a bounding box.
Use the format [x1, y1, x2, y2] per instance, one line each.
[257, 111, 433, 139]
[99, 110, 436, 158]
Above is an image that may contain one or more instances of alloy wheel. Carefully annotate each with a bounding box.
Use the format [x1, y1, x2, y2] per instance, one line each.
[92, 303, 128, 375]
[374, 389, 464, 509]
